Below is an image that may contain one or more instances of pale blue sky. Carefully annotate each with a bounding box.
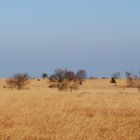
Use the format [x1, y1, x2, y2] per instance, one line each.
[0, 0, 140, 77]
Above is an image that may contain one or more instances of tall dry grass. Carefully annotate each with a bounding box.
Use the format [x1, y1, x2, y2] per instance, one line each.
[0, 79, 140, 139]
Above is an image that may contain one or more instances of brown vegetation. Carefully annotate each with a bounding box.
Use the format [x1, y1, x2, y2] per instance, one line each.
[110, 72, 120, 84]
[48, 69, 86, 91]
[0, 78, 140, 139]
[6, 73, 30, 89]
[125, 72, 140, 90]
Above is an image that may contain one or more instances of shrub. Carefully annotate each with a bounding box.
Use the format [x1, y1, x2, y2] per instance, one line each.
[41, 73, 48, 79]
[110, 78, 117, 84]
[48, 69, 82, 91]
[110, 72, 120, 84]
[6, 73, 30, 89]
[125, 72, 136, 87]
[76, 70, 87, 85]
[6, 78, 17, 89]
[125, 72, 140, 90]
[49, 69, 68, 91]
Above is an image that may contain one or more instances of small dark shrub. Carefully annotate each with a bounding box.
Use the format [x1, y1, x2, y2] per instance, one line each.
[41, 73, 48, 79]
[37, 79, 41, 81]
[110, 78, 117, 84]
[110, 72, 120, 84]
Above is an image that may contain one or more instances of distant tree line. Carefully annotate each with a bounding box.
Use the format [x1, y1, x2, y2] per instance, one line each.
[5, 69, 140, 92]
[5, 68, 87, 91]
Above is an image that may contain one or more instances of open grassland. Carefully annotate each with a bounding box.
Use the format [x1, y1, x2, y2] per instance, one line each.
[0, 79, 140, 139]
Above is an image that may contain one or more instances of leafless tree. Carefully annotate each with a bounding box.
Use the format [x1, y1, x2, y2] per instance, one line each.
[49, 69, 81, 91]
[76, 69, 87, 85]
[49, 69, 67, 91]
[125, 72, 140, 90]
[6, 73, 30, 89]
[125, 72, 136, 87]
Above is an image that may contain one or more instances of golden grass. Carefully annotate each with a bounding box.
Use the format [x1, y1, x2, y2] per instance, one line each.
[0, 79, 140, 139]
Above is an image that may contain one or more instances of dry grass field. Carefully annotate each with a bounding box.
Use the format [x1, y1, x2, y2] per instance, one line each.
[0, 78, 140, 140]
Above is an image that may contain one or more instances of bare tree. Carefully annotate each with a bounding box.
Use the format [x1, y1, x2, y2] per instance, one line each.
[6, 73, 30, 89]
[125, 72, 136, 87]
[49, 69, 81, 91]
[49, 69, 67, 91]
[76, 69, 87, 85]
[65, 71, 77, 81]
[125, 72, 140, 90]
[65, 71, 79, 91]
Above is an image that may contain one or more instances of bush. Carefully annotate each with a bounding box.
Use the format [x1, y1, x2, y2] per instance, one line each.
[125, 72, 140, 90]
[49, 69, 68, 91]
[76, 70, 87, 85]
[125, 72, 136, 87]
[6, 78, 17, 89]
[41, 73, 48, 79]
[6, 73, 30, 89]
[48, 69, 83, 91]
[110, 78, 117, 84]
[110, 72, 120, 84]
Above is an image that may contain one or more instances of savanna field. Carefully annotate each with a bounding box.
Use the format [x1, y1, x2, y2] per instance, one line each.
[0, 78, 140, 140]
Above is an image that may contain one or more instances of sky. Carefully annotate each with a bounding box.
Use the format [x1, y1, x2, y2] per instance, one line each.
[0, 0, 140, 77]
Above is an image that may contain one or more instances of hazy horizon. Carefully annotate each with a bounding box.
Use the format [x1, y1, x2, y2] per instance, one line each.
[0, 1, 140, 77]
